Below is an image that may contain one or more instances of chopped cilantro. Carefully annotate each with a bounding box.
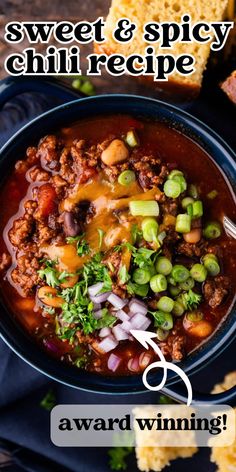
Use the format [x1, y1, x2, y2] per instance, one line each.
[66, 233, 90, 256]
[131, 224, 143, 244]
[75, 356, 87, 368]
[97, 228, 105, 249]
[149, 310, 167, 327]
[159, 394, 176, 404]
[43, 306, 55, 315]
[108, 447, 134, 471]
[40, 389, 56, 411]
[82, 253, 112, 294]
[181, 289, 202, 310]
[58, 274, 114, 341]
[118, 265, 130, 285]
[38, 266, 60, 288]
[132, 247, 155, 268]
[96, 309, 116, 329]
[38, 264, 73, 288]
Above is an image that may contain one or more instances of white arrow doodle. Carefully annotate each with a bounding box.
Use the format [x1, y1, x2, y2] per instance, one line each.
[130, 329, 193, 406]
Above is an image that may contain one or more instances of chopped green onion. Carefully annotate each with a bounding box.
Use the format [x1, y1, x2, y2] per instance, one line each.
[129, 200, 159, 217]
[207, 190, 218, 200]
[158, 231, 167, 244]
[167, 275, 177, 286]
[150, 274, 167, 293]
[80, 80, 95, 96]
[169, 284, 181, 297]
[182, 197, 194, 209]
[157, 296, 174, 313]
[72, 78, 81, 89]
[187, 204, 193, 217]
[164, 180, 181, 198]
[168, 170, 184, 179]
[125, 130, 139, 147]
[202, 254, 220, 276]
[190, 263, 207, 282]
[172, 301, 185, 317]
[72, 78, 95, 96]
[156, 312, 173, 330]
[152, 310, 173, 330]
[186, 311, 203, 322]
[149, 263, 157, 278]
[133, 268, 151, 285]
[155, 257, 172, 276]
[192, 200, 203, 218]
[118, 170, 136, 186]
[179, 277, 195, 291]
[175, 214, 191, 233]
[171, 265, 190, 283]
[172, 174, 187, 193]
[156, 328, 169, 341]
[141, 218, 159, 243]
[203, 221, 222, 239]
[97, 228, 105, 249]
[188, 184, 198, 199]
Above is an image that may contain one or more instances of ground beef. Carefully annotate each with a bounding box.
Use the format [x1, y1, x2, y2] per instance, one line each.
[37, 223, 56, 244]
[203, 275, 230, 308]
[9, 215, 34, 247]
[11, 254, 41, 296]
[177, 241, 202, 258]
[161, 198, 178, 216]
[103, 250, 122, 277]
[159, 333, 186, 361]
[76, 330, 94, 344]
[36, 135, 62, 171]
[27, 166, 50, 182]
[15, 147, 38, 174]
[0, 253, 12, 271]
[133, 158, 167, 189]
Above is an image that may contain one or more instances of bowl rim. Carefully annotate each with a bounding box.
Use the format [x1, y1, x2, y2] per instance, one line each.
[0, 93, 235, 394]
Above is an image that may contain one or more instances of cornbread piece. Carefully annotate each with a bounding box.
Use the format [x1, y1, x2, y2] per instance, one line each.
[98, 0, 228, 97]
[134, 406, 197, 471]
[211, 372, 236, 472]
[221, 70, 236, 104]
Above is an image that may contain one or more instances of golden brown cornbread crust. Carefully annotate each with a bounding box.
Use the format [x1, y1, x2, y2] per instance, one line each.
[94, 43, 200, 99]
[97, 0, 228, 97]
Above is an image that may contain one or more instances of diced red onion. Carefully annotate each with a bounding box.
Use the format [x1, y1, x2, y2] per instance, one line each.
[43, 339, 59, 353]
[107, 293, 128, 310]
[116, 310, 130, 322]
[98, 336, 118, 353]
[130, 313, 147, 329]
[112, 325, 129, 341]
[128, 356, 140, 372]
[140, 318, 152, 331]
[120, 320, 132, 333]
[108, 353, 122, 372]
[88, 282, 104, 297]
[99, 327, 111, 338]
[90, 291, 111, 304]
[93, 309, 104, 319]
[93, 302, 101, 311]
[129, 299, 148, 316]
[139, 351, 152, 369]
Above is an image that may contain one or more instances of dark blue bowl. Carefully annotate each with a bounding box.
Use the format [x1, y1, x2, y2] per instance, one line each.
[0, 80, 235, 403]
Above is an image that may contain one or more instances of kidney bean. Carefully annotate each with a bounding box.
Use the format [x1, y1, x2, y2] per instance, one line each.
[63, 211, 81, 237]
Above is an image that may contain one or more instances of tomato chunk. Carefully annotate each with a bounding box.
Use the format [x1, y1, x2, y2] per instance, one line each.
[37, 184, 57, 217]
